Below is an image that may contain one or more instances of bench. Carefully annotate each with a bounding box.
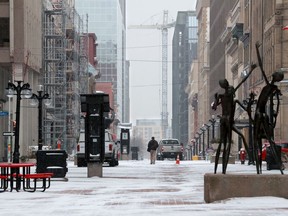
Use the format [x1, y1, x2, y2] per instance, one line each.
[22, 173, 54, 192]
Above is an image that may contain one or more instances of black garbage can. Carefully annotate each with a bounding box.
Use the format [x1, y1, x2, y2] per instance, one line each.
[132, 152, 138, 160]
[36, 150, 68, 178]
[266, 145, 282, 170]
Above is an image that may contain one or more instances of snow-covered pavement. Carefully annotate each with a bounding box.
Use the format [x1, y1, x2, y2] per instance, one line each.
[1, 159, 288, 216]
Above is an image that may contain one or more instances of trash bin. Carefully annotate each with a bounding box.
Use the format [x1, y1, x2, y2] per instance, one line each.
[132, 152, 138, 160]
[266, 145, 282, 170]
[36, 150, 68, 178]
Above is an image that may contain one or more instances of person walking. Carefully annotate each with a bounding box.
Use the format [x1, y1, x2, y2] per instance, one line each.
[147, 137, 159, 164]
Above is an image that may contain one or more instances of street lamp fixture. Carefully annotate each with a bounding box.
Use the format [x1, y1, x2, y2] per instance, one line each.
[30, 85, 50, 151]
[6, 81, 32, 163]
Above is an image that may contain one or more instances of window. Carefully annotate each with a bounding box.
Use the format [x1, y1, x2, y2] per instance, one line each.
[0, 18, 9, 47]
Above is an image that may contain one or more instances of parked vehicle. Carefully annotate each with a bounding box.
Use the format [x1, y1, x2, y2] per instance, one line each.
[76, 129, 120, 167]
[157, 139, 184, 160]
[76, 130, 86, 167]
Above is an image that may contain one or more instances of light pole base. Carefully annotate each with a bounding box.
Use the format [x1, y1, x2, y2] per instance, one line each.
[87, 162, 103, 177]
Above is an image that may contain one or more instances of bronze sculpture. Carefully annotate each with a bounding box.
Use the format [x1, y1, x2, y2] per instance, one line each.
[211, 42, 284, 175]
[253, 42, 284, 174]
[212, 64, 256, 174]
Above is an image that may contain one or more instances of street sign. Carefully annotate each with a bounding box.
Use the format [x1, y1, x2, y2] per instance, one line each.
[3, 132, 14, 136]
[0, 111, 9, 116]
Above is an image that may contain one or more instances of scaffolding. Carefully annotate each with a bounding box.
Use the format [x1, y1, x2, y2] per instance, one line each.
[42, 0, 88, 153]
[79, 14, 89, 95]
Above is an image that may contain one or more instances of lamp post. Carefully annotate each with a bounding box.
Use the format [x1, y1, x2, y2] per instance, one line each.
[196, 132, 201, 156]
[31, 86, 50, 151]
[190, 138, 196, 159]
[209, 115, 216, 140]
[200, 127, 205, 158]
[6, 81, 32, 163]
[194, 137, 199, 156]
[204, 124, 211, 148]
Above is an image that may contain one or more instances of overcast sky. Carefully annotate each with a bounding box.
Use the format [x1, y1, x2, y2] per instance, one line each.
[126, 0, 197, 125]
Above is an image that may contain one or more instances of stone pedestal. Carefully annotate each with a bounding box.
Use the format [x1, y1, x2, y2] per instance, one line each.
[204, 173, 288, 203]
[87, 162, 102, 177]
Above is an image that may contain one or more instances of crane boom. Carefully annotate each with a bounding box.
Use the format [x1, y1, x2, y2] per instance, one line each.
[128, 22, 175, 30]
[128, 25, 162, 29]
[128, 10, 174, 139]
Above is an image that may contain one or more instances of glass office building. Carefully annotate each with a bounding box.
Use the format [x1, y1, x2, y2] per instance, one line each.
[75, 0, 127, 123]
[172, 11, 198, 145]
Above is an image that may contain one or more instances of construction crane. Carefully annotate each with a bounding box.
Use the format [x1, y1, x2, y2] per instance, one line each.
[128, 10, 175, 138]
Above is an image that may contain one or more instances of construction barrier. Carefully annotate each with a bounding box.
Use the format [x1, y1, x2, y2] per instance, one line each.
[176, 154, 180, 164]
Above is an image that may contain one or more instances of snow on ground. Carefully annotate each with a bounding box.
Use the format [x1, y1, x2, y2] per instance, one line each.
[1, 159, 288, 216]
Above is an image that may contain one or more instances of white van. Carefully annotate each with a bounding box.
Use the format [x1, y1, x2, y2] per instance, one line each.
[76, 130, 120, 167]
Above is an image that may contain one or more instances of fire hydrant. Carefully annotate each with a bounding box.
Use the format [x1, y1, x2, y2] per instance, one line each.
[239, 148, 246, 164]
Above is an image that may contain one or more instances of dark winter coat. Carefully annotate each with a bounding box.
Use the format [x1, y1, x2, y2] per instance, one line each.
[148, 139, 159, 151]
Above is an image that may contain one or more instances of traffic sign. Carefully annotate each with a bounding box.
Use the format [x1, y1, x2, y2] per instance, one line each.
[0, 111, 9, 116]
[3, 132, 14, 136]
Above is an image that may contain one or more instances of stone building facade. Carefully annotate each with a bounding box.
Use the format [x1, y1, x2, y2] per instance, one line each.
[0, 0, 42, 161]
[189, 0, 288, 157]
